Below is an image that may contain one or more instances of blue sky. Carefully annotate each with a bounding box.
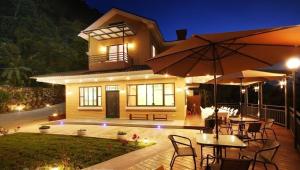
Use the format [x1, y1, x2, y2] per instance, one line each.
[86, 0, 300, 41]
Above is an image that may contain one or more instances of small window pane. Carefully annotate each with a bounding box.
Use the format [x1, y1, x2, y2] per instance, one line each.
[165, 95, 175, 106]
[153, 84, 163, 105]
[137, 85, 146, 105]
[147, 85, 153, 105]
[164, 84, 174, 94]
[128, 96, 136, 106]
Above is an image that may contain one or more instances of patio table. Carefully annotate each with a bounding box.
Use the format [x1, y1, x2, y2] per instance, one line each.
[229, 117, 259, 136]
[196, 133, 247, 162]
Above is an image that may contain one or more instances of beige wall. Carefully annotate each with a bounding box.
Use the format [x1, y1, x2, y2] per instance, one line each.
[88, 14, 164, 69]
[66, 77, 186, 120]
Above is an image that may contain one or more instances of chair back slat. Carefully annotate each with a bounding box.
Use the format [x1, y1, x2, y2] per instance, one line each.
[247, 122, 262, 133]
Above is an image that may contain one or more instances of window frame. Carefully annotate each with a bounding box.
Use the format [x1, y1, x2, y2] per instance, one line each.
[107, 44, 128, 61]
[79, 86, 102, 107]
[126, 83, 175, 107]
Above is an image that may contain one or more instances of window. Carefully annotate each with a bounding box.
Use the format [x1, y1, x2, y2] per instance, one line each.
[106, 85, 119, 91]
[127, 83, 175, 106]
[79, 87, 102, 107]
[151, 45, 156, 58]
[108, 44, 127, 61]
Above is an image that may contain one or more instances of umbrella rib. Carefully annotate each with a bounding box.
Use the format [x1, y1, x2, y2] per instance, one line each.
[220, 42, 298, 48]
[157, 46, 209, 75]
[218, 44, 272, 66]
[218, 25, 296, 43]
[214, 47, 224, 75]
[184, 46, 212, 76]
[219, 44, 247, 59]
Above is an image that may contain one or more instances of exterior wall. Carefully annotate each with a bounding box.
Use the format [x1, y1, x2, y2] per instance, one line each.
[88, 14, 164, 70]
[65, 77, 186, 120]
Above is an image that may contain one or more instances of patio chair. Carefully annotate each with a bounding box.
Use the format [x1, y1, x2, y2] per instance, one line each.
[261, 119, 277, 140]
[168, 135, 197, 170]
[239, 139, 280, 170]
[205, 154, 251, 170]
[238, 122, 262, 141]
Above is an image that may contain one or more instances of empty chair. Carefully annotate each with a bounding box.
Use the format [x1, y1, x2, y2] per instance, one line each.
[239, 122, 262, 140]
[240, 139, 280, 170]
[168, 135, 197, 169]
[261, 118, 277, 140]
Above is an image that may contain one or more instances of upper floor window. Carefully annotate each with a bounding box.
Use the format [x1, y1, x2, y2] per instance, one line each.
[79, 87, 102, 107]
[152, 45, 156, 58]
[108, 44, 128, 62]
[127, 83, 175, 107]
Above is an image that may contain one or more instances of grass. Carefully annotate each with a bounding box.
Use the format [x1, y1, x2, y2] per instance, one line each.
[0, 133, 153, 169]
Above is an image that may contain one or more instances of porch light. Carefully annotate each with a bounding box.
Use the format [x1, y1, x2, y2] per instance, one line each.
[279, 80, 286, 89]
[286, 57, 300, 70]
[126, 76, 130, 80]
[156, 125, 161, 129]
[164, 74, 169, 78]
[52, 113, 58, 117]
[46, 104, 51, 107]
[254, 86, 259, 92]
[102, 123, 107, 127]
[241, 88, 246, 94]
[99, 46, 107, 53]
[144, 75, 149, 79]
[128, 43, 135, 49]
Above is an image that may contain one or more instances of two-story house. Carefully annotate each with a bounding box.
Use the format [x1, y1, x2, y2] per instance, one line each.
[34, 8, 194, 120]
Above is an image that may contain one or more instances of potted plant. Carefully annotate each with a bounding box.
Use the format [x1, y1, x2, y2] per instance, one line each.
[77, 129, 87, 136]
[39, 125, 50, 134]
[117, 131, 127, 140]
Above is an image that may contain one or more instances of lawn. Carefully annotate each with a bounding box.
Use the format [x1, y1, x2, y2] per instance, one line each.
[0, 133, 153, 169]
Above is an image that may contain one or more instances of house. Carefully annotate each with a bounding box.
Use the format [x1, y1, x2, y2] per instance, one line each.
[33, 8, 210, 120]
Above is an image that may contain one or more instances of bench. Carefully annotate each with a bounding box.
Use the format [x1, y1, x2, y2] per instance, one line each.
[153, 113, 168, 120]
[129, 113, 149, 120]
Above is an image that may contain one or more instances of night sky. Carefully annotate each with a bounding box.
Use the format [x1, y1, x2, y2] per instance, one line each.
[86, 0, 300, 41]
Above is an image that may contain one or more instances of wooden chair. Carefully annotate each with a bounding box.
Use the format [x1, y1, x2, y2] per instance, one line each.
[168, 135, 197, 170]
[261, 119, 277, 140]
[205, 154, 251, 170]
[239, 139, 280, 170]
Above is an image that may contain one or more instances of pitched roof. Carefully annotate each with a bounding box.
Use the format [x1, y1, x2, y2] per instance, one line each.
[78, 8, 165, 42]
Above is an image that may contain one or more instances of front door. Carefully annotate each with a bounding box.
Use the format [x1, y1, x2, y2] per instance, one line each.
[106, 91, 120, 118]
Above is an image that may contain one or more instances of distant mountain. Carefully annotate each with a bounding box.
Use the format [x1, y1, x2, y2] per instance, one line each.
[0, 0, 101, 86]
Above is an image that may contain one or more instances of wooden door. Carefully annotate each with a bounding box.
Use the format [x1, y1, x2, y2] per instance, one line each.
[106, 91, 120, 118]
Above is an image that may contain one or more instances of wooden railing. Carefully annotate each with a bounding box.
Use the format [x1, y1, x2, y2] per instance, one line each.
[289, 107, 300, 150]
[89, 52, 129, 64]
[218, 102, 286, 126]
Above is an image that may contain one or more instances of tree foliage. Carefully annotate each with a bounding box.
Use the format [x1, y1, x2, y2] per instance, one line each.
[0, 0, 100, 86]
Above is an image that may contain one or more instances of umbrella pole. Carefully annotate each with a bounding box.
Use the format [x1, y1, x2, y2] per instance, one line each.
[239, 78, 243, 119]
[213, 48, 219, 139]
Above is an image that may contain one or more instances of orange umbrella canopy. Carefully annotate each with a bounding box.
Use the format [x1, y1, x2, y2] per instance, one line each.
[206, 70, 286, 85]
[147, 25, 300, 77]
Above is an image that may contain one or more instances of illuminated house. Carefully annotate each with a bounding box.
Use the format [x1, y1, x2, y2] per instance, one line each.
[33, 9, 211, 120]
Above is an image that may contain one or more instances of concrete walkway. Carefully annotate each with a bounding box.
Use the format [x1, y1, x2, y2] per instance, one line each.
[0, 103, 65, 129]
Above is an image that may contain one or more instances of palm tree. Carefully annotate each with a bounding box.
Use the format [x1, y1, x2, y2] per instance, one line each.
[0, 44, 32, 86]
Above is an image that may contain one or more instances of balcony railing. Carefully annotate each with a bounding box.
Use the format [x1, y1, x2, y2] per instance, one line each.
[89, 52, 129, 64]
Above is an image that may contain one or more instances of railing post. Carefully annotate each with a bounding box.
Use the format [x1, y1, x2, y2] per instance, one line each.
[285, 76, 288, 128]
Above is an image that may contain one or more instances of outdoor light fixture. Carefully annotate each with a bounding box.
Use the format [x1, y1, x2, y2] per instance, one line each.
[241, 89, 246, 94]
[144, 75, 149, 79]
[99, 46, 107, 53]
[102, 123, 107, 127]
[52, 113, 58, 117]
[254, 86, 259, 92]
[46, 104, 51, 107]
[126, 76, 130, 80]
[156, 125, 161, 129]
[279, 80, 286, 89]
[164, 74, 169, 78]
[286, 57, 300, 70]
[143, 138, 149, 144]
[127, 43, 135, 49]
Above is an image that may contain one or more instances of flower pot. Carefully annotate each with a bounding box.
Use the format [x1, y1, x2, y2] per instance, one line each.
[77, 129, 87, 136]
[117, 134, 127, 140]
[39, 128, 49, 134]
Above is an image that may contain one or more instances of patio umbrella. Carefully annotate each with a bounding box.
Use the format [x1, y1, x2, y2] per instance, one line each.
[147, 25, 300, 139]
[206, 70, 285, 118]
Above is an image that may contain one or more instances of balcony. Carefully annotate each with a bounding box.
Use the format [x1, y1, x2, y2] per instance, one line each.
[88, 52, 132, 71]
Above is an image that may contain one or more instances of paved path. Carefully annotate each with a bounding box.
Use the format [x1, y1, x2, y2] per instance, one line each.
[0, 103, 65, 129]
